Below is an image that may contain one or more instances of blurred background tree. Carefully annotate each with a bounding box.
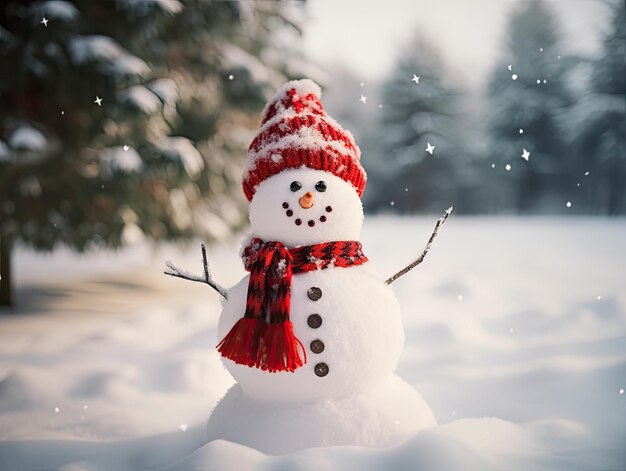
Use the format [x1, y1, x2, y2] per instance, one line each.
[483, 0, 574, 214]
[0, 0, 313, 306]
[568, 0, 625, 215]
[363, 34, 466, 213]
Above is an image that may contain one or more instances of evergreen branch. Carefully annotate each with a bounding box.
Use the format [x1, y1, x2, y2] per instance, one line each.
[385, 206, 453, 285]
[164, 244, 228, 299]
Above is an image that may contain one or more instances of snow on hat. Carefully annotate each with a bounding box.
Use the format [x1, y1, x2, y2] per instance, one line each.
[242, 79, 367, 201]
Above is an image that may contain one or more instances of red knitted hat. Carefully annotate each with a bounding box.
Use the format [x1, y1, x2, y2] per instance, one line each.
[242, 79, 367, 201]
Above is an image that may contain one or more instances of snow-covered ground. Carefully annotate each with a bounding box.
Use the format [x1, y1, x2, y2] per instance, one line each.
[1, 216, 625, 471]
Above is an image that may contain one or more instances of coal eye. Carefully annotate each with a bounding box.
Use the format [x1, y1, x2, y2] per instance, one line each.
[315, 181, 327, 192]
[290, 181, 302, 192]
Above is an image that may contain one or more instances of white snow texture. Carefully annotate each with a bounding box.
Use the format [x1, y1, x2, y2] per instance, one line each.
[68, 35, 149, 80]
[0, 218, 625, 470]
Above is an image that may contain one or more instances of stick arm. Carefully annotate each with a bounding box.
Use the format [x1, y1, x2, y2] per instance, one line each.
[385, 206, 453, 285]
[164, 243, 228, 299]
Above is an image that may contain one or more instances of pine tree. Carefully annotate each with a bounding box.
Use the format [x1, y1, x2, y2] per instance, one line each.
[364, 34, 464, 213]
[569, 0, 625, 214]
[0, 0, 308, 306]
[484, 0, 573, 213]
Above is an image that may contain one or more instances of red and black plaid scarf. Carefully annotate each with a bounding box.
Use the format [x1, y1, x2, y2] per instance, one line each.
[217, 237, 368, 373]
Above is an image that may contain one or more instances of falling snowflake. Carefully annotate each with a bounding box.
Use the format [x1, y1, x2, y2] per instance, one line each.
[404, 188, 408, 192]
[123, 145, 129, 151]
[505, 164, 512, 171]
[41, 17, 49, 27]
[620, 389, 624, 395]
[510, 328, 514, 333]
[425, 142, 435, 155]
[411, 74, 420, 84]
[491, 163, 495, 168]
[521, 149, 530, 161]
[597, 295, 602, 300]
[512, 74, 518, 80]
[507, 64, 513, 71]
[360, 82, 365, 87]
[54, 407, 60, 413]
[584, 171, 590, 176]
[566, 201, 572, 208]
[180, 424, 188, 432]
[228, 75, 234, 80]
[539, 48, 544, 52]
[519, 128, 524, 134]
[543, 79, 547, 84]
[359, 94, 367, 104]
[458, 295, 463, 301]
[536, 79, 541, 84]
[390, 201, 395, 206]
[94, 96, 103, 106]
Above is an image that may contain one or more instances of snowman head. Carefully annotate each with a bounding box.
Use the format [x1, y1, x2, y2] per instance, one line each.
[243, 79, 367, 247]
[249, 167, 363, 247]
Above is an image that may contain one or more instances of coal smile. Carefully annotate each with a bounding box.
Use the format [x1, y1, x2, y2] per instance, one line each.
[282, 202, 333, 227]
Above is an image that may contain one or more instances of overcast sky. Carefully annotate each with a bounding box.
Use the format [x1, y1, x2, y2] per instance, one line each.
[301, 0, 611, 89]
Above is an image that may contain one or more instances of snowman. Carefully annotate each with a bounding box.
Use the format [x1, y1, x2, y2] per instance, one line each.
[167, 79, 448, 454]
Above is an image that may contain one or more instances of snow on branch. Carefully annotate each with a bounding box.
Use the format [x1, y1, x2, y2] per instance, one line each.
[164, 244, 228, 299]
[385, 206, 453, 285]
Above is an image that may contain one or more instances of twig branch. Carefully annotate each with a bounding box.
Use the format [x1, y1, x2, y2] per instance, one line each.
[385, 206, 453, 285]
[164, 243, 228, 299]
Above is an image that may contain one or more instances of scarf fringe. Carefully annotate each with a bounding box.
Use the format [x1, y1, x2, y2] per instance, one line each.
[216, 317, 263, 368]
[256, 321, 306, 373]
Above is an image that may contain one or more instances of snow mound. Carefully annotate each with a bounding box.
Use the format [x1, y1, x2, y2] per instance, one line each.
[173, 418, 546, 471]
[68, 371, 139, 400]
[207, 375, 436, 455]
[0, 369, 60, 412]
[9, 125, 47, 151]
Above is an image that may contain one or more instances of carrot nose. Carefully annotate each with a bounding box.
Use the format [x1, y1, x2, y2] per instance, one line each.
[299, 191, 314, 209]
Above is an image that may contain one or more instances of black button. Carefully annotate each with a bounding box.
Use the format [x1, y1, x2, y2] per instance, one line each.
[307, 314, 322, 329]
[314, 362, 329, 377]
[307, 287, 322, 301]
[310, 340, 325, 354]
